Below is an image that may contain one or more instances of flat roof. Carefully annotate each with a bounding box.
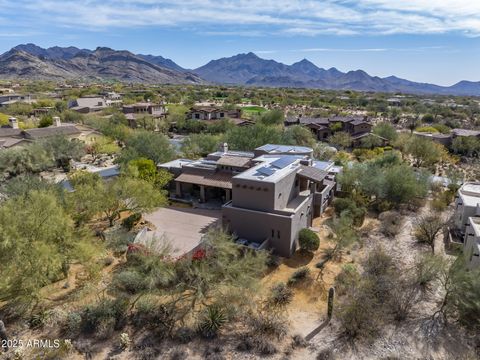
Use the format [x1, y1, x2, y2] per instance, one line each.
[469, 217, 480, 237]
[256, 144, 313, 154]
[234, 155, 301, 183]
[158, 159, 194, 170]
[459, 183, 480, 207]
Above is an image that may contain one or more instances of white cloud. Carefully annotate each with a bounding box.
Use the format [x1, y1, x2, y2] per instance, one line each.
[2, 0, 480, 36]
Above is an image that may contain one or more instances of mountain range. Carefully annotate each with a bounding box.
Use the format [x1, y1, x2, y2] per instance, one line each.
[1, 44, 479, 96]
[0, 44, 201, 84]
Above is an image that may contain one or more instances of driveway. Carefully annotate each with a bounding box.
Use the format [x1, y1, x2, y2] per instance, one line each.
[140, 206, 221, 257]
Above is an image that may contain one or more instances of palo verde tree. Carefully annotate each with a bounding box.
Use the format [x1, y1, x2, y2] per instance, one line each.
[0, 190, 99, 315]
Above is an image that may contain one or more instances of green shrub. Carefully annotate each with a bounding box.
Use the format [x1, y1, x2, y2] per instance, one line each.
[334, 264, 359, 296]
[113, 270, 146, 294]
[287, 267, 311, 286]
[298, 228, 320, 252]
[333, 197, 366, 226]
[122, 212, 142, 230]
[80, 298, 128, 336]
[268, 282, 293, 308]
[248, 313, 288, 340]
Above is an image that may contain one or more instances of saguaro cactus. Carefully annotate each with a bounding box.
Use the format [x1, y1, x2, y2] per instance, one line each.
[327, 287, 335, 321]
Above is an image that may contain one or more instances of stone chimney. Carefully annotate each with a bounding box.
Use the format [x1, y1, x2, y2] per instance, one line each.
[8, 117, 18, 129]
[221, 142, 229, 153]
[53, 116, 61, 127]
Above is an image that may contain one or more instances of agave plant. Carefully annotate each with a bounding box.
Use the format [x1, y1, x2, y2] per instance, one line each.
[197, 305, 227, 338]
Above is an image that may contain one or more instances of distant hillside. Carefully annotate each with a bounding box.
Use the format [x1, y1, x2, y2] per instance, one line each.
[0, 45, 204, 84]
[136, 54, 186, 72]
[194, 53, 480, 96]
[1, 44, 480, 95]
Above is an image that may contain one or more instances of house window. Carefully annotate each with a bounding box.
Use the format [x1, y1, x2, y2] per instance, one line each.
[277, 230, 280, 239]
[278, 193, 282, 198]
[295, 179, 299, 187]
[195, 113, 200, 119]
[271, 229, 274, 237]
[220, 112, 225, 117]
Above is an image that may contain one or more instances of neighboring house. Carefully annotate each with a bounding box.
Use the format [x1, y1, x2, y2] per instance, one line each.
[59, 164, 121, 192]
[413, 128, 480, 148]
[31, 107, 54, 118]
[122, 102, 167, 128]
[68, 97, 108, 113]
[453, 182, 480, 269]
[187, 106, 242, 121]
[286, 115, 375, 147]
[159, 143, 340, 257]
[413, 131, 453, 147]
[451, 128, 480, 138]
[0, 116, 96, 150]
[0, 94, 35, 107]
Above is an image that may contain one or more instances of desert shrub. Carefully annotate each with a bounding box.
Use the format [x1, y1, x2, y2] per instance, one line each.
[431, 189, 455, 212]
[64, 311, 82, 335]
[338, 248, 402, 340]
[317, 348, 336, 360]
[291, 334, 308, 348]
[413, 254, 443, 289]
[236, 336, 256, 352]
[268, 282, 293, 308]
[113, 270, 146, 294]
[266, 254, 281, 268]
[197, 305, 227, 338]
[29, 309, 52, 329]
[132, 301, 176, 335]
[80, 298, 128, 337]
[287, 267, 311, 286]
[122, 212, 142, 230]
[248, 312, 288, 340]
[174, 326, 196, 343]
[170, 349, 189, 360]
[337, 280, 384, 340]
[255, 337, 278, 355]
[203, 345, 225, 360]
[333, 197, 366, 226]
[334, 264, 359, 296]
[298, 228, 320, 252]
[379, 211, 404, 237]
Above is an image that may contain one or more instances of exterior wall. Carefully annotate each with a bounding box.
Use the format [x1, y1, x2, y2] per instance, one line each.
[222, 204, 295, 257]
[231, 178, 275, 211]
[289, 196, 312, 250]
[463, 223, 480, 269]
[454, 198, 478, 234]
[352, 123, 372, 135]
[273, 170, 300, 210]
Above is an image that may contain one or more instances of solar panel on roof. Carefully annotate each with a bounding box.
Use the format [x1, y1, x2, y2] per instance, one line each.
[257, 166, 275, 176]
[271, 156, 298, 169]
[261, 144, 278, 151]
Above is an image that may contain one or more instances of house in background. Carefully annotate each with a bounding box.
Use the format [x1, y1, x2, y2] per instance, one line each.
[122, 101, 167, 128]
[159, 143, 340, 257]
[285, 115, 382, 147]
[187, 106, 242, 121]
[68, 96, 108, 113]
[0, 94, 35, 107]
[0, 116, 98, 150]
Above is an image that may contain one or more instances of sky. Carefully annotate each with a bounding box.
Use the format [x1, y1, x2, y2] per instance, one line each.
[0, 0, 479, 86]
